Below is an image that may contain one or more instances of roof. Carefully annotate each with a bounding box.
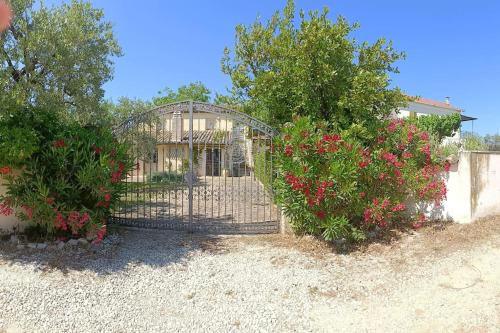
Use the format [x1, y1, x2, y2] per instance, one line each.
[157, 130, 232, 145]
[411, 97, 462, 112]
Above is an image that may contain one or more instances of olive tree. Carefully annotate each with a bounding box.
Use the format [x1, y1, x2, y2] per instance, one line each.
[0, 0, 121, 123]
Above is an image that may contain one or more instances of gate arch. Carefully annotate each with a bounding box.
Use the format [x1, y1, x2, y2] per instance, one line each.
[111, 101, 280, 233]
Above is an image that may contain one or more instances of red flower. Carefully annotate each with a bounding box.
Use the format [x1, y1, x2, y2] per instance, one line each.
[0, 166, 11, 175]
[420, 132, 430, 141]
[0, 202, 13, 216]
[0, 0, 12, 32]
[420, 144, 431, 157]
[391, 203, 406, 212]
[92, 225, 107, 244]
[22, 205, 33, 219]
[284, 145, 293, 157]
[358, 161, 369, 168]
[53, 139, 66, 148]
[283, 134, 292, 141]
[444, 161, 451, 173]
[299, 143, 310, 152]
[92, 145, 102, 154]
[104, 193, 112, 202]
[54, 210, 68, 231]
[315, 211, 326, 220]
[359, 192, 366, 199]
[46, 197, 55, 205]
[300, 131, 310, 139]
[402, 151, 413, 159]
[323, 134, 341, 142]
[377, 136, 386, 144]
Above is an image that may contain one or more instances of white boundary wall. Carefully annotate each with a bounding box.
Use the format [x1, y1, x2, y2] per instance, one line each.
[427, 151, 500, 223]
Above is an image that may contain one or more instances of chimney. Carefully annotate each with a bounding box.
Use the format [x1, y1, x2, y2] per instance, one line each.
[171, 111, 183, 142]
[445, 96, 450, 105]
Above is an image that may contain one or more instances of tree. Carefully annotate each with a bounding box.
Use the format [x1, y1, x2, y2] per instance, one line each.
[408, 113, 461, 142]
[222, 0, 407, 133]
[103, 97, 152, 127]
[153, 81, 211, 105]
[0, 0, 121, 123]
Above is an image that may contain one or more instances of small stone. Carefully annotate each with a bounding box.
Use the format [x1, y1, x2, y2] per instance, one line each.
[27, 243, 37, 249]
[10, 235, 19, 244]
[36, 243, 47, 249]
[57, 242, 65, 250]
[67, 239, 79, 246]
[16, 244, 25, 250]
[77, 238, 89, 246]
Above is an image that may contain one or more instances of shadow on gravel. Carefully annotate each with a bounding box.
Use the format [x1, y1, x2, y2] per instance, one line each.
[0, 227, 226, 275]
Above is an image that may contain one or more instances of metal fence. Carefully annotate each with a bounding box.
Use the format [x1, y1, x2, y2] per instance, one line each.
[110, 101, 281, 234]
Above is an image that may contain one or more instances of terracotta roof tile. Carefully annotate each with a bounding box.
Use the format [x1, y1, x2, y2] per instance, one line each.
[412, 97, 462, 111]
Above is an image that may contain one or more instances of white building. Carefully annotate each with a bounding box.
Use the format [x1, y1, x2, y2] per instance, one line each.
[397, 97, 477, 142]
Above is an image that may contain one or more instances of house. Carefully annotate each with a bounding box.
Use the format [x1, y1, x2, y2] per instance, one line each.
[139, 109, 262, 178]
[397, 96, 477, 142]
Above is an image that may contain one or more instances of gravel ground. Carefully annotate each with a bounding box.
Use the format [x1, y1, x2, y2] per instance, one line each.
[0, 218, 499, 333]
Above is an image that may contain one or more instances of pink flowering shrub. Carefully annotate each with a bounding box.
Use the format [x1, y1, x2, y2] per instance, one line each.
[0, 106, 133, 242]
[274, 116, 448, 241]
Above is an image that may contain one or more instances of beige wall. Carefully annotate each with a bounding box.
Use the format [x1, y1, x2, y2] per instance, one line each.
[422, 151, 500, 223]
[158, 112, 233, 132]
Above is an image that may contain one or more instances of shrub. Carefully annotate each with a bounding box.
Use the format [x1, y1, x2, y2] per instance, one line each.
[273, 117, 448, 241]
[462, 133, 487, 151]
[0, 106, 134, 242]
[149, 171, 185, 184]
[253, 147, 272, 190]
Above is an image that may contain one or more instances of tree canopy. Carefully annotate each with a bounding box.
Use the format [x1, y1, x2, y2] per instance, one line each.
[0, 0, 121, 123]
[222, 0, 408, 132]
[153, 81, 211, 106]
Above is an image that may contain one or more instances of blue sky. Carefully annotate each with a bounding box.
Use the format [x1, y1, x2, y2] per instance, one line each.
[51, 0, 500, 134]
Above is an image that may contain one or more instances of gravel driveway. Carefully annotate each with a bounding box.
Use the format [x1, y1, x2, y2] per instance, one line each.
[0, 218, 499, 333]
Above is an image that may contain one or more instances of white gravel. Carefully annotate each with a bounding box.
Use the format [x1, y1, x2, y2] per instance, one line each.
[0, 224, 499, 333]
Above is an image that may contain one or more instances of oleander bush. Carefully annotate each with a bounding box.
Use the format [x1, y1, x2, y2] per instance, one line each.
[273, 116, 449, 241]
[0, 105, 134, 242]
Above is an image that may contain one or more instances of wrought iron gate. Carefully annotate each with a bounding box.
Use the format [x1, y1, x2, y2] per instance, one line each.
[111, 101, 280, 233]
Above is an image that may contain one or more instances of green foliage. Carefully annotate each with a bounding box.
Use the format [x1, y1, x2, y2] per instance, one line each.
[0, 0, 121, 123]
[222, 0, 407, 131]
[274, 117, 448, 242]
[462, 133, 487, 151]
[0, 106, 134, 241]
[102, 97, 153, 127]
[148, 171, 184, 184]
[153, 82, 211, 106]
[253, 147, 272, 190]
[408, 113, 461, 142]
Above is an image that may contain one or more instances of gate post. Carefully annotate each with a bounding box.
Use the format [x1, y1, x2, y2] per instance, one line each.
[188, 100, 194, 227]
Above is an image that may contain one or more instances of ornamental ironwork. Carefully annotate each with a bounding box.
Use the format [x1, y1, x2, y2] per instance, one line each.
[111, 101, 280, 234]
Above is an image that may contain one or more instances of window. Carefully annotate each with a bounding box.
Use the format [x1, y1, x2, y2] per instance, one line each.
[168, 148, 184, 159]
[206, 118, 216, 130]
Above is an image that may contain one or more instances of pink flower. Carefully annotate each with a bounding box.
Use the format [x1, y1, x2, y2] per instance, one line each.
[391, 203, 406, 212]
[444, 161, 451, 173]
[0, 202, 13, 216]
[420, 132, 430, 141]
[0, 0, 12, 32]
